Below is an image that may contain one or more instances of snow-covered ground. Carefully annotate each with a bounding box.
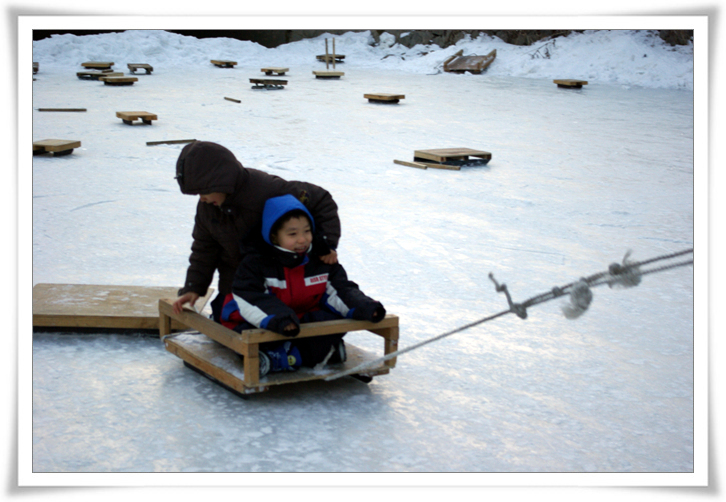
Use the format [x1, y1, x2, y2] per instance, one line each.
[27, 28, 700, 484]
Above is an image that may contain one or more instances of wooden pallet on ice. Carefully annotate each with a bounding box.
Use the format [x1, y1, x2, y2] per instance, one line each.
[554, 79, 588, 89]
[128, 63, 153, 74]
[116, 111, 158, 125]
[443, 49, 496, 74]
[159, 298, 399, 395]
[396, 147, 492, 170]
[316, 54, 345, 63]
[77, 71, 123, 80]
[82, 61, 114, 70]
[313, 71, 344, 79]
[33, 62, 38, 74]
[261, 67, 289, 75]
[33, 139, 81, 156]
[211, 60, 237, 68]
[33, 284, 214, 331]
[101, 75, 138, 86]
[249, 78, 287, 89]
[364, 93, 405, 104]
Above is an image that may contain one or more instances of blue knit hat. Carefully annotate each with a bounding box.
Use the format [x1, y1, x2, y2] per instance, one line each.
[261, 195, 315, 245]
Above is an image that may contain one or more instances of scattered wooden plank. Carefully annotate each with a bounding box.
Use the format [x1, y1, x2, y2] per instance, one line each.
[313, 71, 344, 79]
[32, 139, 81, 156]
[146, 139, 196, 146]
[211, 60, 237, 68]
[554, 79, 588, 88]
[249, 78, 287, 89]
[261, 67, 288, 75]
[33, 284, 214, 331]
[37, 108, 87, 112]
[116, 111, 157, 125]
[364, 93, 405, 104]
[128, 63, 153, 74]
[224, 97, 241, 103]
[77, 71, 123, 80]
[82, 61, 114, 70]
[101, 76, 138, 86]
[444, 49, 497, 74]
[394, 159, 428, 170]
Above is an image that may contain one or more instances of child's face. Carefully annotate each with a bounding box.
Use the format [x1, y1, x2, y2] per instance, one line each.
[274, 216, 313, 254]
[199, 192, 226, 206]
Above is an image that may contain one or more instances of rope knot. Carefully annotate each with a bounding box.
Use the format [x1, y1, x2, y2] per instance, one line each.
[562, 279, 593, 319]
[607, 250, 642, 289]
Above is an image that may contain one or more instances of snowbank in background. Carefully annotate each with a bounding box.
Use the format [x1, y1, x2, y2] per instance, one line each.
[33, 29, 694, 90]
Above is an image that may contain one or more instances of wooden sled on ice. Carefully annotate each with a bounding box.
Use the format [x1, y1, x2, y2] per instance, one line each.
[394, 147, 492, 170]
[443, 49, 496, 74]
[33, 139, 81, 156]
[211, 60, 237, 68]
[116, 111, 157, 125]
[82, 61, 114, 70]
[128, 63, 153, 74]
[77, 71, 122, 80]
[261, 67, 288, 76]
[249, 78, 287, 90]
[364, 93, 405, 104]
[158, 298, 399, 396]
[33, 284, 214, 331]
[554, 79, 588, 89]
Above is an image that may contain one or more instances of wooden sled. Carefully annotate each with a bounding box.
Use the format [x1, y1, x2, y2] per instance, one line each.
[364, 93, 405, 104]
[33, 62, 38, 74]
[554, 79, 588, 89]
[128, 63, 153, 74]
[33, 284, 214, 331]
[33, 139, 81, 156]
[101, 76, 138, 86]
[77, 71, 123, 80]
[211, 60, 237, 68]
[249, 78, 287, 90]
[317, 54, 345, 63]
[82, 61, 114, 70]
[313, 71, 344, 79]
[396, 148, 492, 170]
[116, 111, 157, 125]
[443, 49, 496, 74]
[158, 298, 399, 395]
[261, 67, 288, 76]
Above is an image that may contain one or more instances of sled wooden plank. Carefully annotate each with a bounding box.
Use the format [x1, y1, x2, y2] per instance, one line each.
[38, 108, 87, 112]
[146, 139, 196, 146]
[554, 79, 588, 88]
[224, 97, 241, 103]
[444, 49, 497, 74]
[394, 159, 428, 170]
[413, 161, 461, 171]
[33, 284, 213, 331]
[164, 332, 391, 395]
[211, 60, 237, 68]
[414, 148, 492, 163]
[82, 61, 114, 69]
[159, 298, 399, 390]
[116, 111, 157, 124]
[102, 76, 138, 85]
[364, 93, 405, 104]
[128, 63, 153, 74]
[32, 139, 81, 155]
[261, 67, 288, 75]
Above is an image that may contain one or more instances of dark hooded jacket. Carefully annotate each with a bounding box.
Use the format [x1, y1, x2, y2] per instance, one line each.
[176, 141, 341, 298]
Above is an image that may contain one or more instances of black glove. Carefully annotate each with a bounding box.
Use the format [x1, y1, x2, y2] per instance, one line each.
[266, 314, 300, 337]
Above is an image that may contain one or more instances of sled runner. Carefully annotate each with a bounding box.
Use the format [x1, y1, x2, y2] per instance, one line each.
[443, 49, 497, 74]
[77, 71, 123, 80]
[82, 61, 114, 70]
[261, 67, 288, 75]
[554, 79, 588, 89]
[33, 284, 214, 331]
[158, 298, 399, 395]
[395, 148, 492, 170]
[364, 93, 405, 104]
[211, 60, 237, 68]
[249, 78, 287, 90]
[127, 63, 153, 74]
[33, 139, 81, 156]
[116, 111, 158, 125]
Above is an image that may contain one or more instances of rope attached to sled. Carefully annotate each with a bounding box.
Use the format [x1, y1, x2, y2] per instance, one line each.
[325, 248, 693, 381]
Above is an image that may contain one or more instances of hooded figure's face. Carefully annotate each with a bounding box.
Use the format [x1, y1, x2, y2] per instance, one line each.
[199, 192, 226, 206]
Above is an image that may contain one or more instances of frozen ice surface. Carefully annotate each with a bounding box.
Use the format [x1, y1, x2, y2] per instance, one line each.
[30, 30, 694, 474]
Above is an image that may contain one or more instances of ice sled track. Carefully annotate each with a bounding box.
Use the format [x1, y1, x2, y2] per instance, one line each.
[158, 299, 399, 396]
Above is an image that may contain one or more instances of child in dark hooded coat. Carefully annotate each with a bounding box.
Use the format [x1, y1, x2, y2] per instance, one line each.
[222, 194, 386, 376]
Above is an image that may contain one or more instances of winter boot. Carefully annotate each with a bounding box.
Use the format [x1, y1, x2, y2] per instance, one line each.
[262, 341, 302, 376]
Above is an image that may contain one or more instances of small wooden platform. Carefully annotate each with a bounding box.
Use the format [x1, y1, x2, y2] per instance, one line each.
[159, 298, 399, 395]
[313, 71, 344, 79]
[364, 93, 405, 104]
[261, 67, 288, 75]
[101, 76, 138, 86]
[77, 71, 123, 80]
[554, 79, 588, 89]
[116, 111, 157, 125]
[396, 147, 492, 170]
[128, 63, 153, 74]
[33, 62, 38, 74]
[33, 139, 81, 156]
[82, 61, 114, 70]
[249, 78, 287, 90]
[211, 60, 237, 68]
[316, 54, 345, 63]
[33, 284, 214, 331]
[443, 49, 496, 74]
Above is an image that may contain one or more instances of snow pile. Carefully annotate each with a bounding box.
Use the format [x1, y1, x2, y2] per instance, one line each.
[33, 28, 694, 89]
